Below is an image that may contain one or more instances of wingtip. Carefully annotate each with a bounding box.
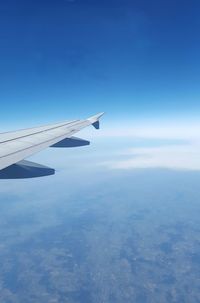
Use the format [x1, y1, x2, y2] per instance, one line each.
[87, 112, 105, 122]
[97, 111, 105, 117]
[87, 112, 105, 129]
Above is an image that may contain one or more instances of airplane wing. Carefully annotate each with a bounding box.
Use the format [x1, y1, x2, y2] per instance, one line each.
[0, 112, 104, 179]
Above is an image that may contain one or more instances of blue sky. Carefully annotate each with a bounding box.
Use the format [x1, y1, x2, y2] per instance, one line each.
[0, 0, 200, 125]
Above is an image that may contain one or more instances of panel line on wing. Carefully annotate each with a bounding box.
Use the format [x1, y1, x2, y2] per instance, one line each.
[0, 120, 80, 144]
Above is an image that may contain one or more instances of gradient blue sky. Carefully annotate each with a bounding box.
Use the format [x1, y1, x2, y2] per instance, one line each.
[0, 0, 200, 125]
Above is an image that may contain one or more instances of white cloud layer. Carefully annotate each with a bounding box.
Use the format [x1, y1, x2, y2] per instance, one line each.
[103, 144, 200, 170]
[99, 121, 200, 171]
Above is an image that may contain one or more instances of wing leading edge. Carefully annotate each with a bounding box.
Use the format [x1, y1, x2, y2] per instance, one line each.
[0, 112, 104, 179]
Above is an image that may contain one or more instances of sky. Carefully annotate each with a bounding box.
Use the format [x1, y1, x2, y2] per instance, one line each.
[1, 3, 200, 302]
[0, 0, 200, 125]
[0, 0, 200, 172]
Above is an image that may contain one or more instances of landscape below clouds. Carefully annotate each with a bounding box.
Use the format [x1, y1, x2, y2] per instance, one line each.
[0, 121, 200, 302]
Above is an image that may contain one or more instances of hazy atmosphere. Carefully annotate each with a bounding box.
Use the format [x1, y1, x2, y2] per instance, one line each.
[0, 1, 200, 302]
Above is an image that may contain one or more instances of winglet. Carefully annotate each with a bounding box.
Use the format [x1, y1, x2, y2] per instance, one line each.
[87, 112, 105, 129]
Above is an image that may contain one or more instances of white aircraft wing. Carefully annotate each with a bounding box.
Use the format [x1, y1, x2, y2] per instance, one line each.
[0, 112, 104, 179]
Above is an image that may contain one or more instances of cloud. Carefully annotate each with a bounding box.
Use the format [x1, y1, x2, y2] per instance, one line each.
[97, 121, 200, 171]
[102, 144, 200, 170]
